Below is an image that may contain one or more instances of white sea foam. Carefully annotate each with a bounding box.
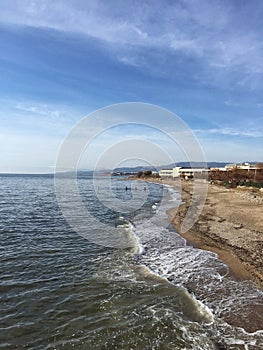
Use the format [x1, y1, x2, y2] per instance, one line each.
[130, 181, 263, 348]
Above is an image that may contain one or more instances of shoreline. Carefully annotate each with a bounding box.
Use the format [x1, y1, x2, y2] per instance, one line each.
[129, 177, 263, 288]
[170, 179, 263, 288]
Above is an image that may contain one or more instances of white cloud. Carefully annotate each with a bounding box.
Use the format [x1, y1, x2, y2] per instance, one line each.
[15, 103, 60, 118]
[194, 127, 263, 138]
[169, 38, 203, 56]
[224, 100, 241, 107]
[119, 56, 140, 67]
[0, 0, 263, 78]
[0, 98, 80, 136]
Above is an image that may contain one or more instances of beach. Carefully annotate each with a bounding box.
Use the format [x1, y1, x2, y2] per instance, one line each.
[162, 179, 263, 289]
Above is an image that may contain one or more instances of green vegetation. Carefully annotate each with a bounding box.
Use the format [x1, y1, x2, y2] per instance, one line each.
[136, 170, 159, 178]
[210, 166, 263, 188]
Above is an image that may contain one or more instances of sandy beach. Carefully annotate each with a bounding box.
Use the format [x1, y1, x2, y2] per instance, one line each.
[163, 179, 263, 288]
[131, 176, 263, 288]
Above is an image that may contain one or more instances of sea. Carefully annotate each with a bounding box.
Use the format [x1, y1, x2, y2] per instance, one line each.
[0, 174, 262, 350]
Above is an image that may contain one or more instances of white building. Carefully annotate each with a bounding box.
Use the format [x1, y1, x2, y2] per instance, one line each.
[159, 166, 209, 179]
[159, 169, 174, 177]
[225, 163, 257, 171]
[179, 168, 209, 179]
[225, 164, 236, 170]
[210, 167, 227, 171]
[159, 167, 181, 178]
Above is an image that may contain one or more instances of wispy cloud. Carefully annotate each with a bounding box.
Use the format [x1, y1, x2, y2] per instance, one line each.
[194, 127, 263, 138]
[224, 100, 241, 107]
[0, 98, 80, 136]
[15, 103, 61, 118]
[1, 1, 262, 171]
[0, 0, 263, 81]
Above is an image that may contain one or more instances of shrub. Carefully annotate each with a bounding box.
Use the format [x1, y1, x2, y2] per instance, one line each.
[143, 170, 152, 177]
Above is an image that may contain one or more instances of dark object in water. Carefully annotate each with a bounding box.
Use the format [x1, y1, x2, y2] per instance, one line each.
[215, 342, 227, 350]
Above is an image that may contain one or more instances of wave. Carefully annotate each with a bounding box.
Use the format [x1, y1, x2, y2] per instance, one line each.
[130, 182, 263, 349]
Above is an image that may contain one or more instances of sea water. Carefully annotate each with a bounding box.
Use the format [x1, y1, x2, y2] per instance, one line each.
[0, 174, 262, 349]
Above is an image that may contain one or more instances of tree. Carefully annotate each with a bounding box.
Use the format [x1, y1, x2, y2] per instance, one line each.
[143, 170, 152, 177]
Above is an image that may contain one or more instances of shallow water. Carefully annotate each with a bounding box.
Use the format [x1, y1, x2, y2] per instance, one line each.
[0, 174, 262, 349]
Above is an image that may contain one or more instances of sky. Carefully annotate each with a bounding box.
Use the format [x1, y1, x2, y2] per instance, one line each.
[0, 0, 263, 172]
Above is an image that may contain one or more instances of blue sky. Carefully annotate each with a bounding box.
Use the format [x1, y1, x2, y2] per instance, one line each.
[0, 0, 263, 172]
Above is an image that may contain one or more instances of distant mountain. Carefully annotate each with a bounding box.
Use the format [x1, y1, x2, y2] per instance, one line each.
[113, 162, 229, 173]
[161, 162, 229, 169]
[112, 166, 155, 173]
[83, 161, 260, 175]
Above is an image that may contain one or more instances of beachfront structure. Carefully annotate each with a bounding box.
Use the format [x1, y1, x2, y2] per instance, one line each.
[210, 167, 227, 171]
[225, 163, 257, 171]
[179, 168, 210, 179]
[225, 164, 236, 170]
[159, 167, 181, 178]
[159, 163, 261, 180]
[159, 166, 209, 179]
[237, 163, 257, 170]
[159, 169, 174, 178]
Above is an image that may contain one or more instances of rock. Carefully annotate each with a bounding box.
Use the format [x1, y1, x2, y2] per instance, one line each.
[218, 217, 226, 223]
[233, 223, 243, 229]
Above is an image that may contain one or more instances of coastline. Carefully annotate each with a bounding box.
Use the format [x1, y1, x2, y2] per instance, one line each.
[169, 179, 263, 288]
[131, 177, 263, 288]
